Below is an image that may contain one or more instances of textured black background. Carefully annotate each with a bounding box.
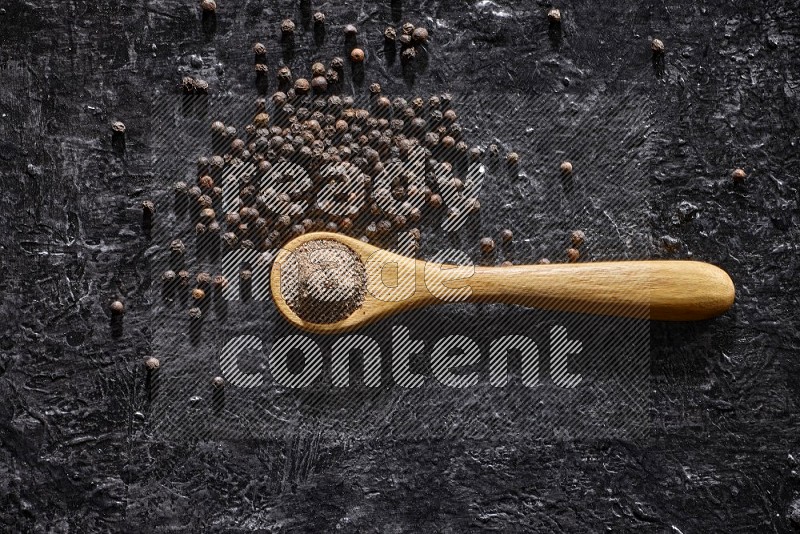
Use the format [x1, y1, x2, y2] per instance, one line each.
[1, 0, 799, 532]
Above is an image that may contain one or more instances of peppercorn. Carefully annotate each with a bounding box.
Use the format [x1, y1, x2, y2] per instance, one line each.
[443, 109, 457, 122]
[311, 76, 328, 94]
[570, 230, 585, 247]
[277, 66, 292, 85]
[500, 261, 513, 267]
[732, 168, 747, 182]
[222, 232, 238, 247]
[213, 275, 228, 288]
[537, 258, 551, 265]
[369, 83, 382, 95]
[110, 300, 125, 315]
[547, 8, 561, 22]
[468, 147, 483, 162]
[111, 121, 126, 134]
[210, 120, 226, 134]
[344, 24, 358, 37]
[212, 376, 225, 388]
[197, 175, 214, 190]
[402, 22, 415, 35]
[253, 42, 267, 55]
[192, 288, 206, 300]
[281, 19, 296, 35]
[162, 270, 177, 283]
[313, 11, 325, 24]
[177, 270, 190, 286]
[651, 38, 665, 54]
[479, 237, 495, 254]
[401, 47, 416, 62]
[429, 193, 443, 208]
[499, 229, 513, 243]
[196, 272, 212, 286]
[277, 214, 291, 228]
[303, 61, 322, 77]
[350, 48, 365, 62]
[170, 239, 186, 255]
[188, 307, 203, 320]
[384, 26, 397, 41]
[139, 200, 154, 217]
[200, 208, 216, 220]
[294, 78, 310, 95]
[560, 160, 573, 174]
[271, 92, 287, 108]
[200, 0, 215, 11]
[193, 79, 210, 94]
[441, 136, 456, 149]
[330, 56, 345, 70]
[506, 152, 520, 165]
[231, 138, 245, 153]
[144, 357, 161, 370]
[566, 248, 580, 262]
[412, 27, 429, 43]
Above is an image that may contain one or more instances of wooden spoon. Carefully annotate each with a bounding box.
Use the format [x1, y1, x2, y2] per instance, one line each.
[270, 232, 735, 334]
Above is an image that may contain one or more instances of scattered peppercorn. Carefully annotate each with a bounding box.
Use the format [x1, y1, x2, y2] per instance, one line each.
[537, 258, 551, 265]
[294, 78, 310, 94]
[560, 160, 573, 174]
[384, 26, 397, 41]
[188, 307, 203, 319]
[313, 11, 325, 24]
[402, 22, 415, 35]
[311, 76, 328, 93]
[506, 152, 520, 165]
[499, 229, 513, 243]
[192, 288, 206, 300]
[566, 248, 580, 262]
[162, 270, 176, 282]
[500, 261, 513, 267]
[651, 38, 665, 54]
[479, 237, 495, 255]
[212, 376, 225, 388]
[281, 19, 296, 35]
[344, 24, 358, 37]
[253, 42, 267, 55]
[547, 8, 561, 22]
[110, 300, 125, 315]
[200, 0, 216, 12]
[412, 27, 429, 43]
[144, 357, 161, 370]
[570, 230, 586, 247]
[350, 48, 365, 62]
[732, 168, 747, 182]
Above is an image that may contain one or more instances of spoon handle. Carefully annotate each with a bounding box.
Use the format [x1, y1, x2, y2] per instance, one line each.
[464, 260, 734, 321]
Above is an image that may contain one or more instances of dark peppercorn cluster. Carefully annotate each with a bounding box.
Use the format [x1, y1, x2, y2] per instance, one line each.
[173, 80, 496, 256]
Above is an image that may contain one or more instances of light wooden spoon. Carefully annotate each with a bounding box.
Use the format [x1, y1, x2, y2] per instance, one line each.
[270, 232, 735, 334]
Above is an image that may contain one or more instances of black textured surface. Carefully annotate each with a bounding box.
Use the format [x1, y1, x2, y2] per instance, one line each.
[1, 0, 799, 532]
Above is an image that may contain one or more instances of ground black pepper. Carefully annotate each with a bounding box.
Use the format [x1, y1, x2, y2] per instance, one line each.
[280, 239, 367, 324]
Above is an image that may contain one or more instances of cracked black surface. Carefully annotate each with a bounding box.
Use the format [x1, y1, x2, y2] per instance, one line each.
[1, 0, 799, 531]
